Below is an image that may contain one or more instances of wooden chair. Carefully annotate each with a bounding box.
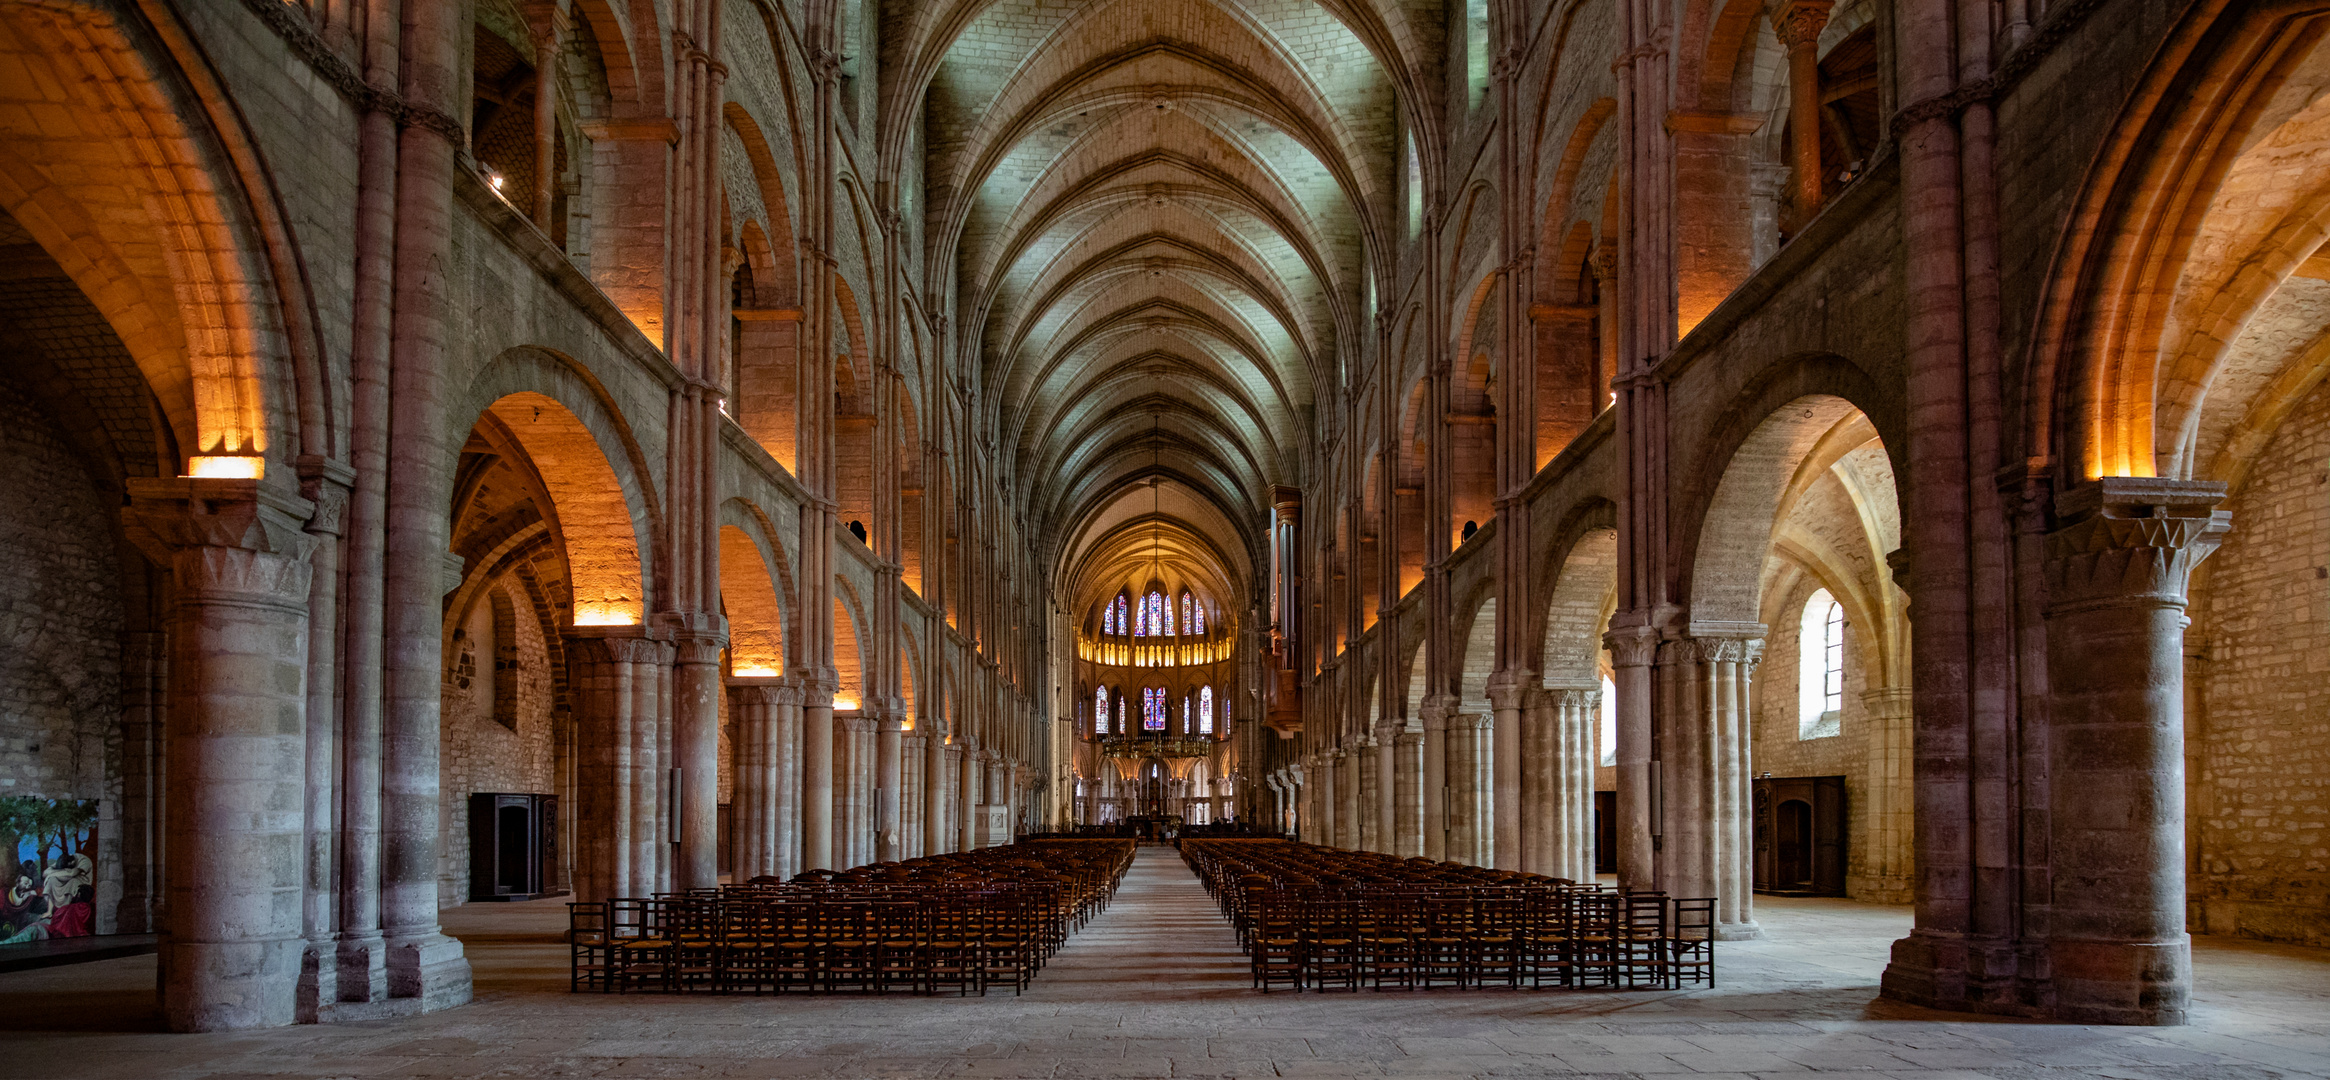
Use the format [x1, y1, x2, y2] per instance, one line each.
[568, 901, 613, 992]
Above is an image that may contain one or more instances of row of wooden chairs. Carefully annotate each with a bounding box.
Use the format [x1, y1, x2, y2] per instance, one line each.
[570, 840, 1133, 995]
[1183, 839, 1714, 992]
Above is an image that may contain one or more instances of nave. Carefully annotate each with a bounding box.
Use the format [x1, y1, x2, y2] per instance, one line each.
[2, 847, 2326, 1079]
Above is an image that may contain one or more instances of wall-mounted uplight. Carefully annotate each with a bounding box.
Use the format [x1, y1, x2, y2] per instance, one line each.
[187, 455, 265, 479]
[572, 602, 641, 627]
[487, 170, 506, 192]
[731, 665, 781, 678]
[833, 696, 861, 711]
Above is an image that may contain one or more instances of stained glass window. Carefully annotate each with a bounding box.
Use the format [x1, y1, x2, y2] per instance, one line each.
[1159, 591, 1174, 636]
[1181, 695, 1191, 733]
[1190, 596, 1205, 635]
[1095, 687, 1109, 735]
[1180, 592, 1192, 636]
[1199, 685, 1214, 734]
[1132, 593, 1146, 636]
[1115, 694, 1125, 732]
[1142, 687, 1166, 731]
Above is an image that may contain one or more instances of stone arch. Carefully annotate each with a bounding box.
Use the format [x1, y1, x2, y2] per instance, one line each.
[454, 349, 665, 625]
[1540, 522, 1618, 689]
[2026, 3, 2330, 481]
[1670, 353, 1902, 619]
[0, 6, 309, 473]
[718, 523, 787, 677]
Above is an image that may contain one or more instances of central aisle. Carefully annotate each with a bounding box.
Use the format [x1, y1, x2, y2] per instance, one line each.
[1027, 844, 1253, 999]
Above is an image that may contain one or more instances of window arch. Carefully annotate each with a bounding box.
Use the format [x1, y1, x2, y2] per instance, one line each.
[1115, 693, 1125, 733]
[1180, 591, 1192, 637]
[1142, 687, 1166, 731]
[1798, 589, 1845, 739]
[1095, 686, 1110, 735]
[1199, 685, 1214, 734]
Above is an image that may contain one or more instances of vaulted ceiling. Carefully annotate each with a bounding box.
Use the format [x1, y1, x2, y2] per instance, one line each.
[892, 0, 1420, 619]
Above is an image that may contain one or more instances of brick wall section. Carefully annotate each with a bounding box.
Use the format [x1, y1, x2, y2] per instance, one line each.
[2190, 374, 2330, 947]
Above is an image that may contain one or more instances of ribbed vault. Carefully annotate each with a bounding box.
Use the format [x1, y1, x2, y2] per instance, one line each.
[907, 0, 1398, 609]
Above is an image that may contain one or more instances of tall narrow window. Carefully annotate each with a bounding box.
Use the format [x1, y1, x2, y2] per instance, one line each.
[1143, 687, 1166, 731]
[1095, 686, 1109, 735]
[1181, 695, 1191, 733]
[1189, 596, 1205, 635]
[1199, 685, 1214, 734]
[1116, 693, 1125, 733]
[1599, 675, 1616, 766]
[1405, 134, 1423, 238]
[1465, 0, 1490, 108]
[1132, 593, 1146, 636]
[1798, 589, 1845, 739]
[1180, 591, 1193, 637]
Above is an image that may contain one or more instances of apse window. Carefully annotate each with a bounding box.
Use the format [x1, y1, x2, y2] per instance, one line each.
[1798, 589, 1845, 739]
[1095, 687, 1110, 735]
[1199, 685, 1214, 734]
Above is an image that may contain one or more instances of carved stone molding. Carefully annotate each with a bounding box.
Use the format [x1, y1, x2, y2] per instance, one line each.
[125, 477, 317, 608]
[2044, 478, 2229, 614]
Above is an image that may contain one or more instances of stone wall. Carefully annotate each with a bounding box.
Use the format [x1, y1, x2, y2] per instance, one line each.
[2190, 374, 2330, 947]
[438, 581, 557, 907]
[0, 380, 123, 933]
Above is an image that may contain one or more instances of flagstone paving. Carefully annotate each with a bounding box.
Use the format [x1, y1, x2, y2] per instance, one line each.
[2, 846, 2324, 1079]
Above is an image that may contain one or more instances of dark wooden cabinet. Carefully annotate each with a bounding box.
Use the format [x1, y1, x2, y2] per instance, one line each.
[1752, 776, 1846, 896]
[1593, 790, 1617, 875]
[467, 793, 564, 901]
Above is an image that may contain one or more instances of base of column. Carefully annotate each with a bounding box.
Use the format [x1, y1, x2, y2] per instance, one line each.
[1715, 919, 1764, 941]
[2049, 938, 2190, 1026]
[334, 932, 389, 1006]
[1881, 929, 2042, 1020]
[160, 936, 301, 1031]
[386, 931, 473, 1013]
[295, 938, 336, 1023]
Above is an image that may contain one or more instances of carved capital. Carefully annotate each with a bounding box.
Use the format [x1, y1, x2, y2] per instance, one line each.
[1603, 624, 1659, 668]
[1774, 0, 1834, 50]
[2044, 478, 2229, 614]
[727, 682, 785, 709]
[125, 477, 316, 607]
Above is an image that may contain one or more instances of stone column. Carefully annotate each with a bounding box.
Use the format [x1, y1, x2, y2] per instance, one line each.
[727, 680, 782, 880]
[956, 744, 978, 851]
[1776, 0, 1834, 222]
[877, 713, 905, 862]
[842, 713, 875, 868]
[800, 682, 835, 871]
[296, 464, 350, 1021]
[1521, 686, 1557, 875]
[567, 630, 659, 900]
[1375, 722, 1399, 853]
[774, 681, 803, 880]
[1605, 626, 1658, 890]
[1656, 632, 1762, 938]
[2041, 478, 2226, 1025]
[127, 478, 315, 1031]
[926, 732, 951, 854]
[1557, 687, 1600, 883]
[673, 631, 723, 890]
[1346, 746, 1365, 849]
[1490, 681, 1525, 869]
[1420, 699, 1451, 860]
[638, 640, 674, 895]
[900, 731, 927, 858]
[1356, 735, 1380, 851]
[1449, 711, 1494, 866]
[1319, 751, 1340, 848]
[1393, 723, 1424, 857]
[1859, 686, 1915, 903]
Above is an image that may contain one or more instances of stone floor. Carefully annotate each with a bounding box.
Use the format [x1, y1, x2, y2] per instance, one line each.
[2, 847, 2326, 1079]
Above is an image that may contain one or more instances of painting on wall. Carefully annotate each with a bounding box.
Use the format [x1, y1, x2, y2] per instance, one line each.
[0, 797, 98, 943]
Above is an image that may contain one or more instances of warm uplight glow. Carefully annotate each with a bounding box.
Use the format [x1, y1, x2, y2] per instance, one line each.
[833, 697, 861, 711]
[187, 455, 264, 479]
[573, 603, 641, 626]
[731, 665, 781, 678]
